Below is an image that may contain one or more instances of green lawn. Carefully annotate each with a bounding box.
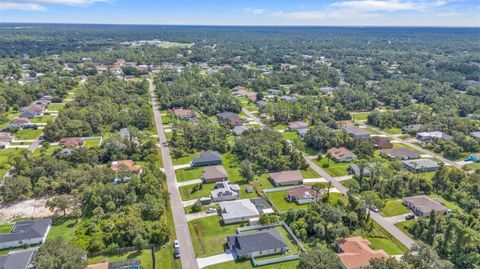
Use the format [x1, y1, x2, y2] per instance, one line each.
[429, 194, 461, 211]
[313, 158, 350, 177]
[179, 182, 215, 201]
[380, 199, 410, 217]
[188, 216, 241, 257]
[465, 162, 480, 171]
[172, 152, 199, 165]
[363, 127, 381, 135]
[0, 224, 13, 233]
[383, 127, 402, 135]
[266, 190, 310, 212]
[32, 145, 61, 157]
[156, 245, 181, 269]
[351, 113, 369, 121]
[175, 167, 204, 182]
[14, 128, 42, 139]
[394, 220, 416, 239]
[205, 260, 298, 269]
[367, 237, 406, 255]
[46, 217, 79, 243]
[273, 124, 287, 131]
[88, 249, 153, 269]
[0, 148, 27, 176]
[84, 138, 102, 148]
[340, 179, 359, 189]
[30, 115, 56, 123]
[47, 103, 65, 111]
[282, 131, 300, 141]
[300, 167, 321, 179]
[252, 173, 275, 190]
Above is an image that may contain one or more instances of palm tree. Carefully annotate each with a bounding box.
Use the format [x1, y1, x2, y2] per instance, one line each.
[311, 183, 325, 202]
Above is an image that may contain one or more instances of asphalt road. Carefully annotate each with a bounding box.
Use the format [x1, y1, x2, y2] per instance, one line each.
[148, 79, 199, 269]
[244, 108, 417, 250]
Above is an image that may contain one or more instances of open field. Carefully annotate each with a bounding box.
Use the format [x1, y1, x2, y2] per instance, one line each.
[47, 103, 66, 111]
[175, 167, 203, 182]
[381, 199, 410, 217]
[313, 158, 350, 177]
[14, 129, 42, 139]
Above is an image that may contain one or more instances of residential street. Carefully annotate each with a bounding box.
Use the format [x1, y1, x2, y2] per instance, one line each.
[242, 107, 264, 126]
[148, 79, 199, 269]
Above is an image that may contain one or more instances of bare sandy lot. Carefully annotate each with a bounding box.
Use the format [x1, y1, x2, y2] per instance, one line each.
[0, 198, 54, 223]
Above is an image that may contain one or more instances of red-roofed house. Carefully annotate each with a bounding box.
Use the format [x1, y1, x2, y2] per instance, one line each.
[327, 147, 357, 162]
[336, 236, 389, 269]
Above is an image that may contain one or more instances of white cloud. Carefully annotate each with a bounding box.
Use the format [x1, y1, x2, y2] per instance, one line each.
[30, 0, 110, 5]
[332, 0, 417, 12]
[0, 2, 46, 10]
[243, 8, 266, 15]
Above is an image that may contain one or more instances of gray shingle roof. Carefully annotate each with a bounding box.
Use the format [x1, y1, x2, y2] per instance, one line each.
[192, 151, 222, 163]
[0, 219, 51, 243]
[0, 248, 37, 269]
[227, 229, 287, 257]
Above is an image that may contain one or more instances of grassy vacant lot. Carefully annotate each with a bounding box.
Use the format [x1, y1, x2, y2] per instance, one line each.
[30, 115, 56, 123]
[205, 260, 298, 269]
[0, 148, 27, 176]
[88, 249, 153, 269]
[383, 127, 402, 135]
[313, 158, 350, 177]
[188, 215, 241, 257]
[282, 131, 300, 141]
[14, 128, 42, 139]
[47, 103, 65, 111]
[179, 182, 215, 201]
[429, 194, 461, 211]
[175, 166, 203, 182]
[367, 222, 409, 255]
[173, 152, 199, 165]
[32, 145, 61, 157]
[46, 217, 78, 243]
[272, 124, 288, 131]
[351, 113, 369, 121]
[300, 167, 321, 178]
[394, 220, 417, 239]
[381, 199, 410, 217]
[252, 173, 275, 189]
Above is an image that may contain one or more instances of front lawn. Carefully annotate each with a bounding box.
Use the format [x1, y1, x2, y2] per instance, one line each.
[32, 145, 61, 157]
[179, 183, 215, 201]
[47, 103, 65, 111]
[394, 220, 417, 239]
[83, 138, 102, 148]
[205, 260, 298, 269]
[273, 124, 287, 131]
[14, 129, 42, 139]
[429, 194, 461, 211]
[175, 167, 204, 182]
[300, 167, 321, 179]
[351, 113, 369, 121]
[30, 115, 56, 123]
[383, 127, 402, 135]
[266, 190, 310, 212]
[46, 216, 79, 243]
[188, 215, 241, 257]
[252, 173, 275, 190]
[313, 158, 350, 177]
[88, 249, 153, 269]
[173, 152, 199, 165]
[282, 131, 300, 141]
[367, 237, 406, 255]
[381, 199, 410, 217]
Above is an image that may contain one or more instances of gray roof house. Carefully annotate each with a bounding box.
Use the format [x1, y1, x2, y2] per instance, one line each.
[256, 100, 267, 108]
[227, 229, 288, 259]
[403, 195, 449, 217]
[211, 181, 240, 202]
[344, 126, 371, 139]
[296, 128, 309, 138]
[380, 148, 420, 160]
[232, 126, 249, 136]
[191, 151, 222, 167]
[0, 219, 51, 250]
[471, 131, 480, 138]
[0, 248, 37, 269]
[348, 164, 373, 177]
[288, 121, 309, 131]
[219, 199, 260, 224]
[417, 131, 452, 142]
[403, 159, 440, 173]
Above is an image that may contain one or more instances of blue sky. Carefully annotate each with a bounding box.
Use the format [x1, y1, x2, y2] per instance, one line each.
[1, 0, 479, 26]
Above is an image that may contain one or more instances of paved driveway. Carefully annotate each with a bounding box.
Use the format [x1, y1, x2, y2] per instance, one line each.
[186, 211, 217, 221]
[197, 253, 234, 269]
[177, 179, 202, 187]
[174, 163, 191, 170]
[385, 213, 412, 224]
[303, 178, 327, 183]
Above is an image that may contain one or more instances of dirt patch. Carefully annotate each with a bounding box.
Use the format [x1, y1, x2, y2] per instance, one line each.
[0, 198, 55, 223]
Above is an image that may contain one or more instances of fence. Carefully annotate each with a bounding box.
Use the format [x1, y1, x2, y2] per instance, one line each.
[252, 254, 299, 267]
[89, 244, 156, 269]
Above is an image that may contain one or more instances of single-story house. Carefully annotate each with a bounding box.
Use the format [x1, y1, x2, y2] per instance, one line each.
[226, 229, 288, 259]
[417, 131, 452, 142]
[287, 186, 321, 204]
[296, 128, 309, 138]
[269, 170, 303, 187]
[171, 108, 194, 119]
[217, 112, 243, 127]
[402, 124, 424, 134]
[86, 262, 109, 269]
[256, 100, 267, 108]
[0, 219, 51, 250]
[327, 147, 357, 162]
[59, 137, 84, 148]
[403, 159, 440, 173]
[344, 126, 370, 139]
[380, 148, 420, 160]
[403, 195, 449, 217]
[211, 181, 240, 202]
[219, 199, 260, 224]
[287, 121, 309, 131]
[371, 136, 393, 149]
[280, 96, 297, 103]
[203, 165, 228, 183]
[348, 164, 372, 177]
[0, 248, 37, 269]
[10, 118, 30, 128]
[191, 151, 222, 167]
[232, 126, 249, 136]
[268, 89, 282, 95]
[111, 160, 143, 174]
[0, 132, 13, 144]
[336, 236, 389, 269]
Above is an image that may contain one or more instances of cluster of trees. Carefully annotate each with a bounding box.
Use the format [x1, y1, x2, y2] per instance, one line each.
[169, 120, 230, 158]
[234, 129, 307, 173]
[44, 75, 153, 142]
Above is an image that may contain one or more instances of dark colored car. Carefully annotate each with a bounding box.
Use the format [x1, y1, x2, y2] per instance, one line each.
[405, 213, 415, 220]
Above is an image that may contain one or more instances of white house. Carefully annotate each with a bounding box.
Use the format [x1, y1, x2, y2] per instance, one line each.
[0, 219, 51, 250]
[219, 199, 260, 224]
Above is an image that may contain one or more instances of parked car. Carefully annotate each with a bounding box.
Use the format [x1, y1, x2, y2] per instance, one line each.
[369, 205, 379, 213]
[206, 208, 216, 214]
[405, 213, 415, 220]
[174, 240, 179, 249]
[174, 248, 180, 259]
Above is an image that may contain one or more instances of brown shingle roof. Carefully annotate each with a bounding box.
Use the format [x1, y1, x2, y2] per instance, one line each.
[336, 236, 389, 269]
[287, 186, 320, 200]
[269, 170, 303, 184]
[203, 165, 228, 181]
[171, 108, 193, 117]
[59, 137, 84, 148]
[111, 160, 142, 174]
[327, 147, 354, 159]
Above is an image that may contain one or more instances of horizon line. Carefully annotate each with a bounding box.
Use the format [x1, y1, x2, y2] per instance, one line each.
[1, 21, 479, 28]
